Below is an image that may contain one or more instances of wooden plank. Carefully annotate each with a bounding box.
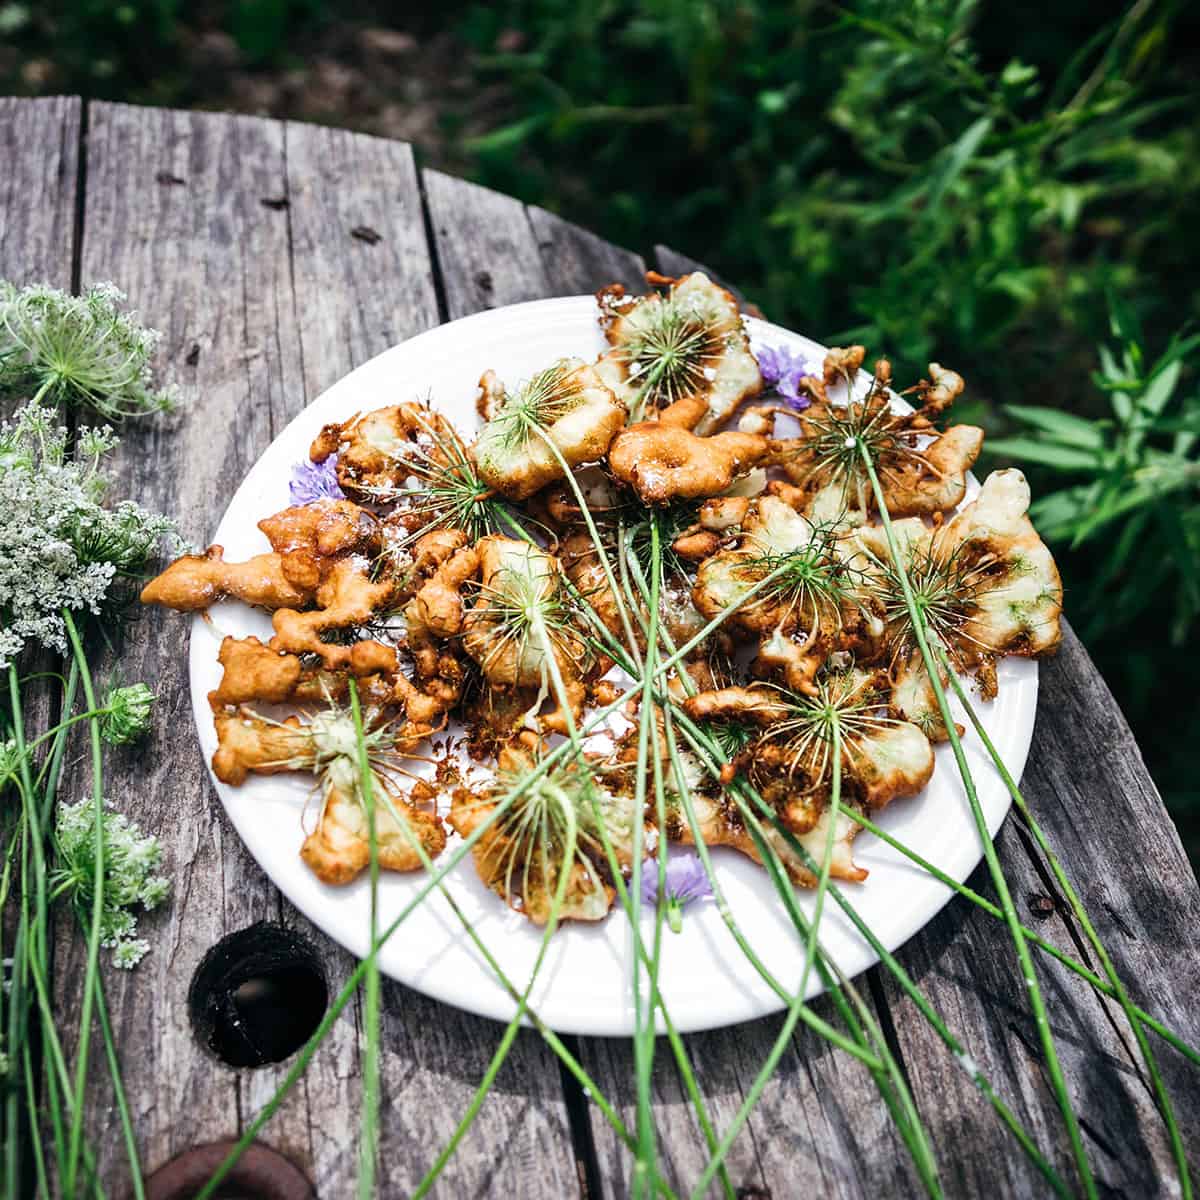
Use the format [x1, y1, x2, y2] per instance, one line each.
[278, 122, 577, 1200]
[422, 169, 553, 314]
[0, 96, 80, 289]
[528, 206, 647, 295]
[0, 92, 80, 1197]
[53, 104, 577, 1199]
[878, 622, 1200, 1194]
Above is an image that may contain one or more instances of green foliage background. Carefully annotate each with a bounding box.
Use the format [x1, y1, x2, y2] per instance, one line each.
[2, 0, 1197, 863]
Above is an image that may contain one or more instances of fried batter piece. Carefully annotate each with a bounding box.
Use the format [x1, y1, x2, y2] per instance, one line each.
[609, 421, 772, 505]
[258, 499, 382, 593]
[778, 363, 984, 525]
[141, 546, 313, 611]
[269, 557, 398, 672]
[461, 536, 589, 731]
[595, 272, 763, 433]
[473, 359, 627, 501]
[309, 402, 459, 500]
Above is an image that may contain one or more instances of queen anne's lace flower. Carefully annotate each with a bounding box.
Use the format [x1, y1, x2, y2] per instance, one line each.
[0, 401, 176, 668]
[52, 797, 169, 969]
[0, 281, 179, 419]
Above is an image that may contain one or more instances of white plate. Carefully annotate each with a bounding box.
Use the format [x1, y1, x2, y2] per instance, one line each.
[188, 296, 1032, 1036]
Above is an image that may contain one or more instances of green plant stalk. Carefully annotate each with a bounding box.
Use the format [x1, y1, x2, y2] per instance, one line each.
[851, 809, 1200, 1066]
[408, 785, 578, 1200]
[192, 687, 668, 1200]
[629, 517, 734, 1200]
[859, 446, 1096, 1198]
[625, 539, 1054, 1191]
[619, 551, 891, 1066]
[668, 713, 943, 1196]
[629, 514, 664, 1200]
[22, 1042, 49, 1199]
[62, 610, 107, 1200]
[347, 684, 381, 1199]
[938, 650, 1192, 1198]
[94, 973, 145, 1200]
[686, 719, 842, 1200]
[704, 740, 1072, 1197]
[396, 598, 615, 1200]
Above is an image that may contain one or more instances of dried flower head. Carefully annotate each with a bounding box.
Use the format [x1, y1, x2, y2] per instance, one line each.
[0, 281, 178, 419]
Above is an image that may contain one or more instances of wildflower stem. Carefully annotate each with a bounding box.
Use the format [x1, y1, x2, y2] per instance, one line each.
[859, 443, 1096, 1198]
[61, 609, 107, 1200]
[851, 809, 1200, 1065]
[936, 647, 1192, 1199]
[347, 684, 381, 1198]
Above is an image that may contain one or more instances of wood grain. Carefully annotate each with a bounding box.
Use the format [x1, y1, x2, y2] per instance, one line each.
[0, 91, 80, 1198]
[52, 104, 576, 1200]
[0, 96, 79, 289]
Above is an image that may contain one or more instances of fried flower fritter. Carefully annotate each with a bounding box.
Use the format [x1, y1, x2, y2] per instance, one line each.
[310, 402, 459, 500]
[778, 361, 984, 526]
[461, 536, 590, 731]
[147, 285, 1065, 911]
[141, 546, 313, 612]
[847, 468, 1062, 736]
[595, 271, 762, 432]
[473, 359, 627, 501]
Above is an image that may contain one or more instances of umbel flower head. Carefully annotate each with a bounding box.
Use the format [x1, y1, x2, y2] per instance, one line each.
[100, 682, 155, 745]
[0, 281, 179, 420]
[0, 401, 177, 668]
[52, 797, 170, 969]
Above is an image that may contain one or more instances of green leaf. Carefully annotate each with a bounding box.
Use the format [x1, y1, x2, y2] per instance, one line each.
[1139, 359, 1181, 417]
[924, 117, 992, 214]
[465, 115, 548, 156]
[1003, 405, 1105, 449]
[985, 437, 1099, 471]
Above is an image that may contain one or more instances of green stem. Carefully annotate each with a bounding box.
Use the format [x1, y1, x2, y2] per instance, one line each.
[62, 609, 106, 1200]
[347, 684, 381, 1199]
[938, 650, 1192, 1198]
[859, 445, 1096, 1198]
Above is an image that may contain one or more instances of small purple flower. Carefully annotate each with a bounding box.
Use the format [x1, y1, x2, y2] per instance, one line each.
[289, 454, 345, 505]
[641, 851, 714, 933]
[757, 343, 818, 413]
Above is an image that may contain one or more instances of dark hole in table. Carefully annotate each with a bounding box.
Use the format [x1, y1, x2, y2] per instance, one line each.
[188, 923, 328, 1068]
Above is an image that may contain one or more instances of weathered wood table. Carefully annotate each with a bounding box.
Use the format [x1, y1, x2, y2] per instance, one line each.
[4, 96, 1199, 1198]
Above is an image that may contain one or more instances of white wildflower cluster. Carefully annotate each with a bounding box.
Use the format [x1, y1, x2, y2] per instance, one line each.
[0, 280, 179, 419]
[0, 401, 177, 668]
[53, 797, 170, 969]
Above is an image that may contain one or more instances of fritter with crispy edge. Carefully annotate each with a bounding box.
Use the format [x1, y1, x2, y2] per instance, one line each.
[596, 271, 763, 432]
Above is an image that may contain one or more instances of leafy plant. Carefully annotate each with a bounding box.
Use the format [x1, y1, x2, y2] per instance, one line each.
[989, 304, 1200, 645]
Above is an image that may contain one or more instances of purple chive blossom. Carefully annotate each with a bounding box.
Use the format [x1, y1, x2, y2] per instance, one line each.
[757, 343, 818, 412]
[641, 851, 714, 933]
[289, 454, 345, 505]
